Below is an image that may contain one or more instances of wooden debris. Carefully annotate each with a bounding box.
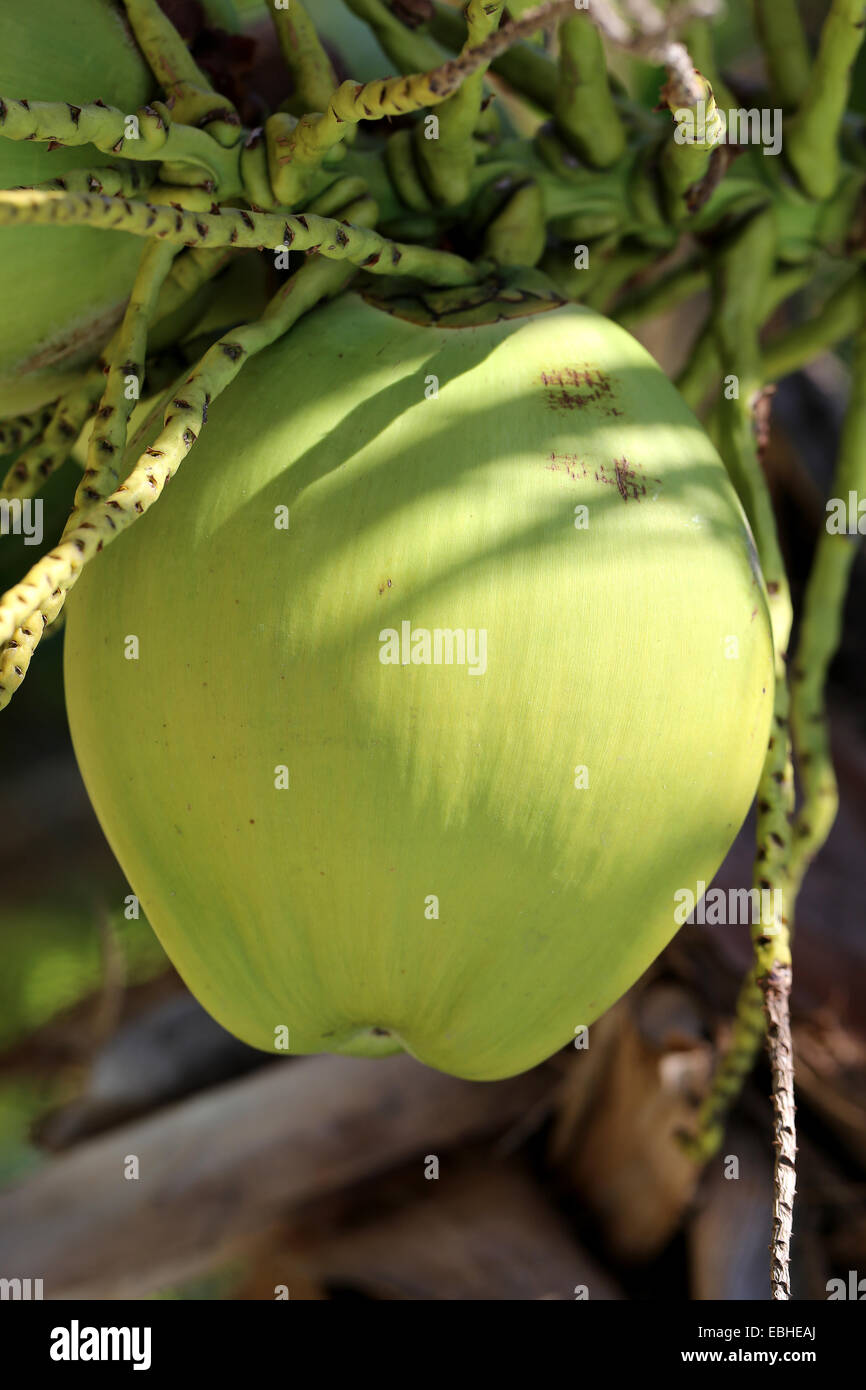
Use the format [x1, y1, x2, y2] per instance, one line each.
[0, 1051, 553, 1299]
[290, 1157, 624, 1300]
[35, 993, 267, 1150]
[688, 1121, 773, 1300]
[554, 983, 710, 1261]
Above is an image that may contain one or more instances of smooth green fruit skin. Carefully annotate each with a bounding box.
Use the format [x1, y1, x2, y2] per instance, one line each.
[64, 295, 774, 1081]
[0, 0, 237, 416]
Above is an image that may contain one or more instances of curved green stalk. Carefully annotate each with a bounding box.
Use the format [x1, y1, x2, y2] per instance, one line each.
[661, 70, 725, 215]
[583, 247, 653, 311]
[711, 214, 793, 653]
[676, 318, 719, 411]
[343, 0, 448, 74]
[789, 278, 866, 892]
[74, 239, 178, 510]
[429, 0, 557, 111]
[305, 177, 372, 218]
[482, 178, 545, 264]
[270, 0, 340, 116]
[0, 408, 54, 458]
[1, 379, 103, 501]
[0, 95, 240, 192]
[786, 0, 866, 200]
[0, 187, 481, 287]
[263, 1, 572, 205]
[683, 17, 737, 113]
[18, 162, 155, 200]
[685, 215, 800, 1300]
[554, 13, 625, 169]
[753, 0, 812, 111]
[614, 259, 708, 329]
[684, 214, 795, 1191]
[762, 273, 862, 382]
[121, 0, 241, 146]
[0, 95, 172, 157]
[416, 1, 506, 206]
[677, 264, 820, 410]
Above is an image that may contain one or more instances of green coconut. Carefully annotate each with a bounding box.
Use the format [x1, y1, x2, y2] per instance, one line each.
[64, 289, 774, 1081]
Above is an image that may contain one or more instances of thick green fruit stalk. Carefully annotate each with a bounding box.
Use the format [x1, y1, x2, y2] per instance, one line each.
[291, 0, 391, 83]
[64, 291, 774, 1081]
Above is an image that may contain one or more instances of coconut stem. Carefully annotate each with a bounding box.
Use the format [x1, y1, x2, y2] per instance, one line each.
[682, 211, 798, 1303]
[753, 0, 813, 111]
[764, 962, 796, 1299]
[676, 264, 818, 411]
[120, 0, 241, 147]
[789, 279, 866, 891]
[0, 95, 241, 194]
[785, 0, 866, 201]
[429, 1, 557, 111]
[0, 187, 482, 287]
[414, 1, 506, 207]
[0, 407, 55, 458]
[762, 272, 863, 386]
[269, 0, 340, 117]
[614, 258, 708, 329]
[265, 0, 573, 204]
[0, 96, 170, 159]
[16, 161, 156, 201]
[659, 68, 724, 214]
[1, 378, 103, 503]
[74, 239, 179, 512]
[555, 13, 625, 169]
